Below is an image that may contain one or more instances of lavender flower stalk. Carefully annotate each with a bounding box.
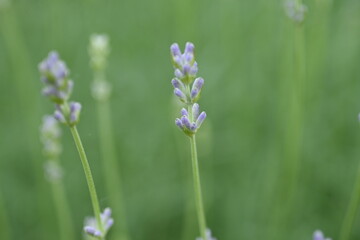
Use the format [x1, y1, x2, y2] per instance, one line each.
[39, 52, 111, 239]
[313, 230, 332, 240]
[89, 34, 130, 240]
[170, 42, 214, 240]
[40, 115, 75, 240]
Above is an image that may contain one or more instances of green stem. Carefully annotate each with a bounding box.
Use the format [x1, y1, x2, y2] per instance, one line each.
[340, 160, 360, 240]
[70, 126, 104, 236]
[189, 132, 207, 240]
[49, 165, 75, 240]
[94, 78, 129, 240]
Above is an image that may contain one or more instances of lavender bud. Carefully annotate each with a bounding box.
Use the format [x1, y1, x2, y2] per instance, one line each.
[193, 77, 204, 91]
[191, 88, 199, 100]
[69, 101, 82, 126]
[105, 219, 114, 230]
[102, 208, 112, 218]
[174, 69, 184, 79]
[54, 110, 66, 124]
[190, 123, 197, 131]
[84, 226, 102, 237]
[184, 42, 195, 55]
[174, 88, 186, 102]
[171, 78, 183, 89]
[170, 43, 181, 57]
[183, 63, 191, 75]
[181, 116, 192, 130]
[189, 62, 198, 75]
[196, 111, 207, 128]
[181, 108, 188, 116]
[175, 118, 184, 130]
[192, 103, 200, 119]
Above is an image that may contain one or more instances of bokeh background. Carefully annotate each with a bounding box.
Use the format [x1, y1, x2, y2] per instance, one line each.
[1, 0, 360, 239]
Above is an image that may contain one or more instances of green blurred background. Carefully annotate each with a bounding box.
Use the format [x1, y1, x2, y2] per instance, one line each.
[1, 0, 360, 239]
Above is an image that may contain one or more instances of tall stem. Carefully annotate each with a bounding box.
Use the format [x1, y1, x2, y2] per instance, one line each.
[70, 126, 104, 236]
[189, 133, 207, 240]
[94, 79, 129, 240]
[50, 170, 75, 240]
[340, 161, 360, 240]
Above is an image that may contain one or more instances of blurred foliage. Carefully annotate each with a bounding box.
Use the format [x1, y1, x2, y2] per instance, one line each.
[1, 0, 360, 239]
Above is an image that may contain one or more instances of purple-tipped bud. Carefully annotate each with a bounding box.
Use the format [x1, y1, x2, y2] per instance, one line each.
[192, 103, 200, 119]
[84, 226, 102, 237]
[313, 230, 331, 240]
[105, 219, 114, 230]
[189, 62, 198, 75]
[174, 88, 186, 101]
[69, 102, 82, 125]
[175, 118, 184, 130]
[54, 110, 66, 123]
[171, 78, 183, 89]
[185, 42, 195, 54]
[183, 64, 191, 75]
[181, 116, 192, 130]
[196, 111, 206, 128]
[191, 88, 199, 100]
[170, 43, 181, 57]
[103, 208, 112, 218]
[181, 108, 188, 116]
[193, 77, 204, 90]
[174, 69, 184, 79]
[190, 123, 197, 131]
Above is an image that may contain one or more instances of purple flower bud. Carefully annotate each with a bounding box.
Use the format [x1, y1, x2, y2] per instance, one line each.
[313, 230, 330, 240]
[84, 226, 102, 237]
[105, 219, 114, 230]
[69, 101, 82, 125]
[54, 110, 66, 123]
[181, 108, 188, 116]
[191, 88, 199, 100]
[174, 88, 186, 101]
[174, 69, 184, 79]
[181, 116, 192, 130]
[184, 42, 195, 54]
[175, 118, 184, 130]
[193, 77, 204, 90]
[190, 123, 197, 131]
[196, 111, 206, 128]
[192, 103, 200, 119]
[171, 78, 183, 89]
[189, 62, 198, 75]
[183, 64, 191, 75]
[170, 43, 181, 57]
[184, 53, 194, 62]
[102, 208, 112, 218]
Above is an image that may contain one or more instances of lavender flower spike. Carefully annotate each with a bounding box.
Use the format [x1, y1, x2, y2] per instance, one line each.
[313, 230, 332, 240]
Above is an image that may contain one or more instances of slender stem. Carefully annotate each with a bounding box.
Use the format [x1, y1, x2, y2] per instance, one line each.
[50, 167, 75, 240]
[94, 79, 129, 240]
[70, 126, 104, 235]
[189, 133, 207, 240]
[340, 159, 360, 240]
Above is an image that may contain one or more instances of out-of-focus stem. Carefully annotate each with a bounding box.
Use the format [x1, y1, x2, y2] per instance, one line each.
[93, 71, 130, 240]
[49, 159, 75, 240]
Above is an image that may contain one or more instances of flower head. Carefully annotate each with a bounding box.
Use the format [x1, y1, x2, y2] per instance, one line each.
[175, 103, 207, 137]
[313, 230, 331, 240]
[170, 42, 198, 85]
[284, 0, 307, 23]
[84, 208, 114, 239]
[89, 34, 110, 71]
[40, 115, 62, 159]
[196, 229, 217, 240]
[39, 51, 73, 104]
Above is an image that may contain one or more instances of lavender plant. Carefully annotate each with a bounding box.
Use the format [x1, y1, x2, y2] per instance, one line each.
[170, 42, 214, 240]
[40, 115, 75, 240]
[89, 34, 130, 240]
[38, 51, 112, 239]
